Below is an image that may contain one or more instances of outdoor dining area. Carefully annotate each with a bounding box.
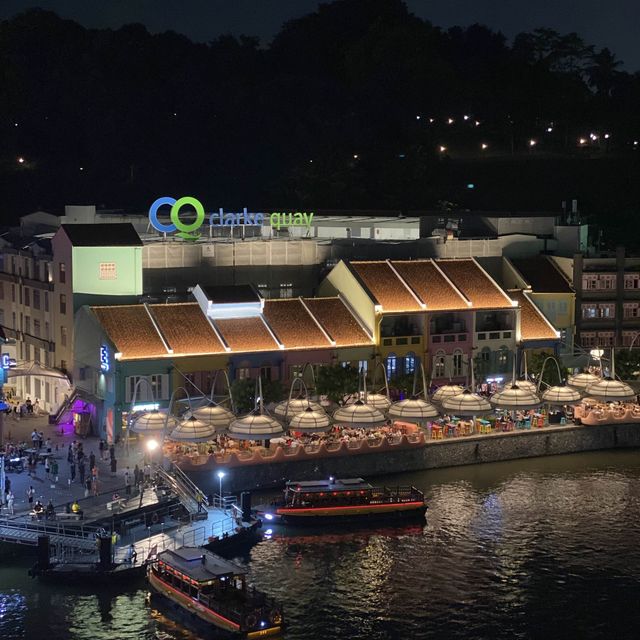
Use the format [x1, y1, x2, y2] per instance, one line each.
[124, 352, 639, 467]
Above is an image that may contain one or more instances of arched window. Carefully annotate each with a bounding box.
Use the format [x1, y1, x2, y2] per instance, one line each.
[433, 350, 446, 378]
[386, 353, 397, 378]
[452, 349, 464, 377]
[405, 352, 416, 374]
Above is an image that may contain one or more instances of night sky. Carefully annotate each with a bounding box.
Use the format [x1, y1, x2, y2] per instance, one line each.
[1, 0, 639, 70]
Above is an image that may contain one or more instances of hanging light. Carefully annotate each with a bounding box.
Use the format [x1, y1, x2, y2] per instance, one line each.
[388, 397, 440, 424]
[228, 413, 285, 440]
[490, 384, 541, 410]
[442, 390, 492, 416]
[274, 397, 323, 421]
[432, 384, 464, 404]
[541, 385, 582, 405]
[169, 416, 217, 442]
[130, 411, 177, 434]
[567, 372, 600, 389]
[289, 407, 332, 433]
[332, 400, 386, 429]
[190, 404, 235, 432]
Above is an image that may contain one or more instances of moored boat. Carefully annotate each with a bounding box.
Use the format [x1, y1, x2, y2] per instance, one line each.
[259, 477, 427, 524]
[148, 547, 284, 638]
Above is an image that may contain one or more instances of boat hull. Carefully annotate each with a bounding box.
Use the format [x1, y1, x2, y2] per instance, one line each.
[148, 569, 282, 638]
[275, 501, 427, 524]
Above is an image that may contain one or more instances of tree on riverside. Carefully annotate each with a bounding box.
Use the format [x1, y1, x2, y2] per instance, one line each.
[526, 351, 568, 386]
[231, 378, 285, 413]
[316, 364, 359, 405]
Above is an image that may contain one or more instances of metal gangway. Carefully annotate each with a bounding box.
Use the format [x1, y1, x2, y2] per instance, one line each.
[0, 517, 102, 554]
[154, 462, 209, 517]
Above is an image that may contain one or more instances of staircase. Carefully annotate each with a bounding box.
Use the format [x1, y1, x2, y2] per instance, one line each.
[155, 462, 209, 517]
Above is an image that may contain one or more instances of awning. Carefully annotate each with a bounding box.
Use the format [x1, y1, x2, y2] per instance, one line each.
[7, 361, 71, 384]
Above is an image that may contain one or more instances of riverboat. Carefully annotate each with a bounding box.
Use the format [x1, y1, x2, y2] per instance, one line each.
[148, 547, 284, 638]
[260, 477, 427, 524]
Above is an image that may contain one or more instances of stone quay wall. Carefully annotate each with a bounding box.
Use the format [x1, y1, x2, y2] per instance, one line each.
[186, 423, 640, 495]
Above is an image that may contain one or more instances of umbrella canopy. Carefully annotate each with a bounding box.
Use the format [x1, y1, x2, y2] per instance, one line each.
[584, 377, 636, 402]
[490, 384, 541, 410]
[332, 400, 386, 429]
[541, 385, 582, 405]
[347, 393, 391, 412]
[442, 390, 492, 416]
[289, 407, 332, 433]
[274, 397, 323, 420]
[432, 384, 465, 404]
[567, 372, 600, 389]
[130, 411, 178, 434]
[515, 378, 538, 394]
[168, 416, 217, 442]
[228, 413, 285, 441]
[189, 404, 235, 432]
[387, 397, 440, 423]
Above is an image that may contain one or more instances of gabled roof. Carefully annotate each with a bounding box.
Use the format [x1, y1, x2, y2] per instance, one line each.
[302, 297, 372, 346]
[509, 290, 559, 341]
[510, 257, 573, 294]
[92, 306, 168, 358]
[348, 261, 422, 312]
[437, 259, 513, 309]
[61, 223, 143, 247]
[392, 260, 468, 310]
[149, 303, 224, 355]
[213, 317, 279, 352]
[263, 299, 331, 349]
[93, 296, 375, 360]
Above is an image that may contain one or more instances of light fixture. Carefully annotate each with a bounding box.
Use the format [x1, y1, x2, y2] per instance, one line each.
[146, 439, 159, 452]
[578, 138, 587, 145]
[439, 145, 447, 153]
[546, 127, 553, 133]
[529, 139, 537, 147]
[604, 133, 610, 139]
[481, 143, 488, 150]
[416, 115, 421, 120]
[463, 115, 470, 121]
[447, 118, 454, 124]
[17, 157, 25, 164]
[475, 120, 480, 126]
[353, 154, 359, 159]
[567, 372, 600, 389]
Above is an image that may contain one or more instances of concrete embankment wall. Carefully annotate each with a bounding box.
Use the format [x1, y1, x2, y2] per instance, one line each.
[187, 424, 640, 494]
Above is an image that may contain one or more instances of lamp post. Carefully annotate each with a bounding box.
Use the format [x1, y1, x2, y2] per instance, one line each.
[217, 470, 225, 509]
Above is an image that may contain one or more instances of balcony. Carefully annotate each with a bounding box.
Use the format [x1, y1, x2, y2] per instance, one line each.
[431, 332, 468, 344]
[476, 330, 513, 342]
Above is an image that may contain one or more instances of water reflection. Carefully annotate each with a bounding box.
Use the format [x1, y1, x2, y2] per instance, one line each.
[0, 450, 640, 639]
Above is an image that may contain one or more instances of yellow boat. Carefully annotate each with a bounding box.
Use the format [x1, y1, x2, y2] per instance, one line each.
[148, 547, 283, 638]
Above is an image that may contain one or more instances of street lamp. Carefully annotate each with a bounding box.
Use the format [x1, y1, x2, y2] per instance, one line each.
[217, 470, 225, 508]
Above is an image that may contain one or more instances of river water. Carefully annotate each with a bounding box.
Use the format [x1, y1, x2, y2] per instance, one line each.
[2, 450, 640, 640]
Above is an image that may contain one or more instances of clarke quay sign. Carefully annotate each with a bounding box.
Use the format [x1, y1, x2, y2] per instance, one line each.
[149, 196, 314, 239]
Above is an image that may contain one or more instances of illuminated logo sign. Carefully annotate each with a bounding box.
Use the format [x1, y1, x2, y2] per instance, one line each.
[100, 345, 110, 372]
[149, 197, 314, 239]
[1, 354, 16, 370]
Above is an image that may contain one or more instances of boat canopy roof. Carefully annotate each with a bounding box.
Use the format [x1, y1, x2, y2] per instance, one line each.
[285, 478, 373, 493]
[158, 547, 246, 582]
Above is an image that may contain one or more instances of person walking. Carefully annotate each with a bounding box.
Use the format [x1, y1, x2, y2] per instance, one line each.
[109, 444, 115, 462]
[67, 445, 73, 464]
[79, 460, 86, 485]
[98, 439, 105, 461]
[27, 485, 35, 507]
[51, 459, 59, 483]
[70, 461, 76, 483]
[89, 451, 96, 471]
[133, 464, 141, 487]
[84, 477, 92, 498]
[44, 457, 50, 480]
[124, 467, 131, 496]
[6, 490, 15, 515]
[110, 457, 117, 477]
